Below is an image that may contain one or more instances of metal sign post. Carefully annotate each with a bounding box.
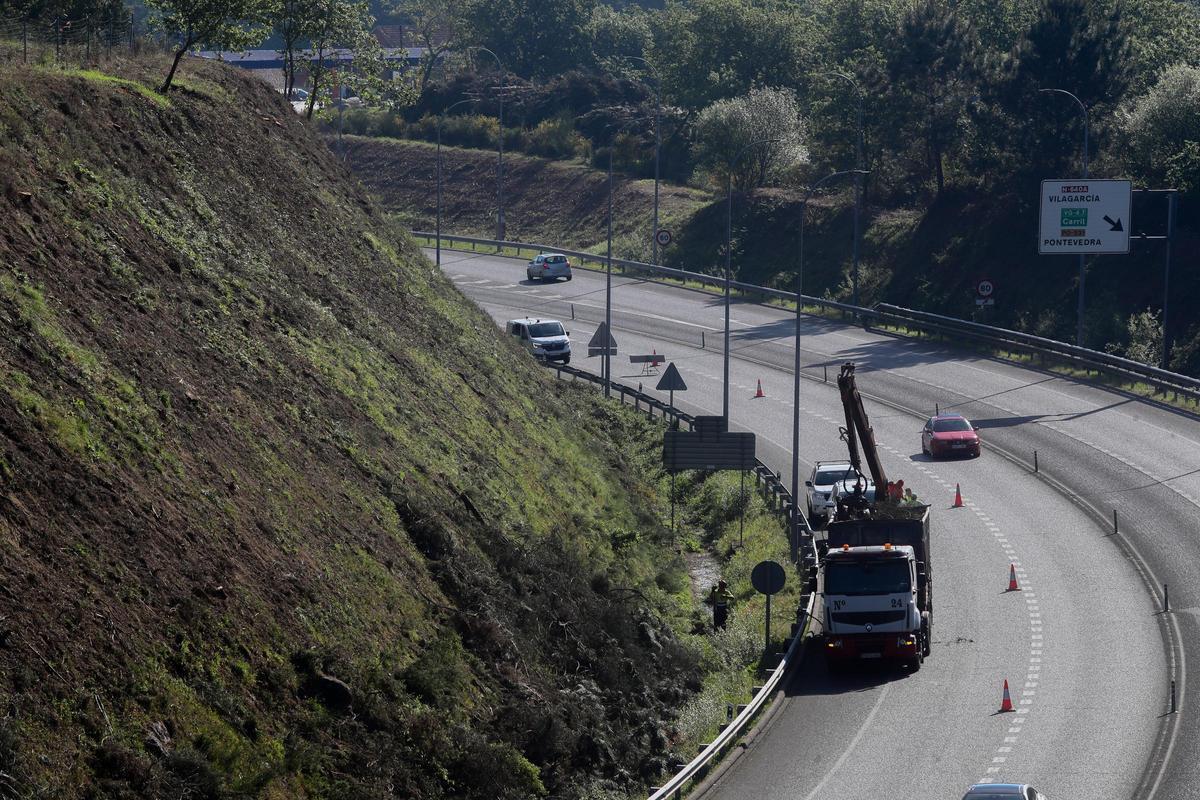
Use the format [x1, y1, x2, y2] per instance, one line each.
[751, 561, 786, 656]
[656, 363, 687, 546]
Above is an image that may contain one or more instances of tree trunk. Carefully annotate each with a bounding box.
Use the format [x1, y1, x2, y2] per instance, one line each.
[160, 37, 191, 94]
[306, 69, 320, 119]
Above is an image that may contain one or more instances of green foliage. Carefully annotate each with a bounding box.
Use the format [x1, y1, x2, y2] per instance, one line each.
[526, 113, 590, 158]
[692, 86, 808, 191]
[394, 0, 469, 92]
[402, 630, 474, 713]
[972, 0, 1131, 183]
[0, 0, 127, 23]
[146, 0, 274, 92]
[587, 3, 651, 63]
[648, 0, 813, 110]
[1119, 64, 1200, 198]
[878, 0, 977, 195]
[1106, 308, 1163, 366]
[301, 0, 374, 118]
[464, 0, 596, 79]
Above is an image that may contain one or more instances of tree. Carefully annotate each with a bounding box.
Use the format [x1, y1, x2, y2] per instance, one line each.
[586, 3, 651, 65]
[464, 0, 595, 79]
[393, 0, 468, 93]
[147, 0, 275, 94]
[971, 0, 1130, 185]
[1119, 63, 1200, 197]
[881, 0, 977, 195]
[301, 0, 372, 119]
[692, 86, 808, 191]
[648, 0, 813, 111]
[275, 0, 306, 99]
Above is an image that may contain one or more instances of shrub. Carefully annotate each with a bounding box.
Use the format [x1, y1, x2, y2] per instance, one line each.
[526, 115, 589, 159]
[692, 86, 808, 191]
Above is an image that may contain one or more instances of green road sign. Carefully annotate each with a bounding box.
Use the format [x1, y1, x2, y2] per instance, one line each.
[1060, 208, 1087, 227]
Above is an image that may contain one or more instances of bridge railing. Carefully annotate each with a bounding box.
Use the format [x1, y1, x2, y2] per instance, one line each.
[418, 230, 1200, 406]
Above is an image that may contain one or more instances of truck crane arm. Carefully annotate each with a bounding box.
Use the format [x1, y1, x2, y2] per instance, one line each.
[836, 362, 888, 491]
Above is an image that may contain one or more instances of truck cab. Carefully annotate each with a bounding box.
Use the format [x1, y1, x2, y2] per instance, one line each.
[821, 543, 925, 669]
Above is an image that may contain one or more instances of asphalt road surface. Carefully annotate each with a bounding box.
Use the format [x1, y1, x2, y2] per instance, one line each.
[434, 248, 1194, 800]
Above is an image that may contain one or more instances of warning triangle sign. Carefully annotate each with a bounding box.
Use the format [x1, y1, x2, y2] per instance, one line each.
[656, 362, 687, 392]
[587, 322, 618, 357]
[588, 322, 618, 348]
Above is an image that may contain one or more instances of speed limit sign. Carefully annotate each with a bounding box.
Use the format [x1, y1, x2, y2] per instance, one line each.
[655, 229, 672, 247]
[976, 279, 995, 298]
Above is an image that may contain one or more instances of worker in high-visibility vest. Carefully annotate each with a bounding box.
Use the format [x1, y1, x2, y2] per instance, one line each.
[707, 580, 734, 631]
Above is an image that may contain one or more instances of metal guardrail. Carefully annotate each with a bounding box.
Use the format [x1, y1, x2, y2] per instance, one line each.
[420, 230, 1200, 405]
[547, 363, 820, 800]
[873, 304, 1200, 401]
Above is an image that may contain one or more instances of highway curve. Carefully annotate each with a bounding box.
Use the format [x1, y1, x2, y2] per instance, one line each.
[435, 248, 1192, 799]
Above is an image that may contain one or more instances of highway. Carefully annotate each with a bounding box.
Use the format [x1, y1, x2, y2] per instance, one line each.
[434, 248, 1194, 799]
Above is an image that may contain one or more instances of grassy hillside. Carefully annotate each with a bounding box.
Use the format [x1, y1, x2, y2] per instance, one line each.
[0, 57, 738, 799]
[342, 136, 710, 262]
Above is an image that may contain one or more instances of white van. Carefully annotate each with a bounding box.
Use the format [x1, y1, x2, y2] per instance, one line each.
[505, 318, 571, 364]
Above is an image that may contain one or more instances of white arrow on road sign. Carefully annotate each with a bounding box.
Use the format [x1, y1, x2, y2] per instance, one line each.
[1038, 179, 1131, 255]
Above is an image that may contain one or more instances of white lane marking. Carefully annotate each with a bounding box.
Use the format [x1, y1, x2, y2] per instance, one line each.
[800, 683, 893, 800]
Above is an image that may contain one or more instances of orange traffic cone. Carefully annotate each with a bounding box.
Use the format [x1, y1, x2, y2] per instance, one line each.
[754, 379, 765, 398]
[953, 483, 964, 508]
[1000, 679, 1015, 712]
[1007, 564, 1020, 592]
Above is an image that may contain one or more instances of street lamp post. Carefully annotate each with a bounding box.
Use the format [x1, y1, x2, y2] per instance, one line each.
[790, 169, 868, 559]
[819, 71, 865, 307]
[723, 137, 782, 426]
[617, 56, 662, 265]
[1039, 88, 1090, 347]
[474, 46, 506, 241]
[436, 98, 477, 267]
[605, 145, 614, 397]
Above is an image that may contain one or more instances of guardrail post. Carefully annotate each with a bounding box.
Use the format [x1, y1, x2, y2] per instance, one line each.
[1113, 509, 1118, 535]
[1164, 583, 1170, 613]
[1033, 450, 1038, 473]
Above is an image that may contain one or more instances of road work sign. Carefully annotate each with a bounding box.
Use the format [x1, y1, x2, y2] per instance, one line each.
[1039, 179, 1131, 254]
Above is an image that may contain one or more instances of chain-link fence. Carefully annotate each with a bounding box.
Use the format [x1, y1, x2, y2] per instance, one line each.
[0, 12, 138, 67]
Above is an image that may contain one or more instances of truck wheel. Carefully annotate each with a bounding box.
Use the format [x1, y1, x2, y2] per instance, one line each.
[906, 656, 921, 672]
[921, 620, 931, 657]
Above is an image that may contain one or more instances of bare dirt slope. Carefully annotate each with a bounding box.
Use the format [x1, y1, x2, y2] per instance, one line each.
[0, 57, 698, 799]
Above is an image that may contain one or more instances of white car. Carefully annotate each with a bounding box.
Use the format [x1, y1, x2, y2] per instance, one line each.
[805, 461, 875, 527]
[505, 318, 571, 364]
[526, 253, 573, 282]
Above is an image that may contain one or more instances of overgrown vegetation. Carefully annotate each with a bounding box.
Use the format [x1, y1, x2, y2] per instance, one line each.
[0, 54, 788, 799]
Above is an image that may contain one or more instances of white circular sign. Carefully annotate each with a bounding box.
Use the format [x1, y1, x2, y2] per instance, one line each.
[976, 279, 995, 298]
[655, 229, 672, 247]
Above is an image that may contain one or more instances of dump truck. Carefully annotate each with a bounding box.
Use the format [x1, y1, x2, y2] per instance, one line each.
[818, 363, 933, 670]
